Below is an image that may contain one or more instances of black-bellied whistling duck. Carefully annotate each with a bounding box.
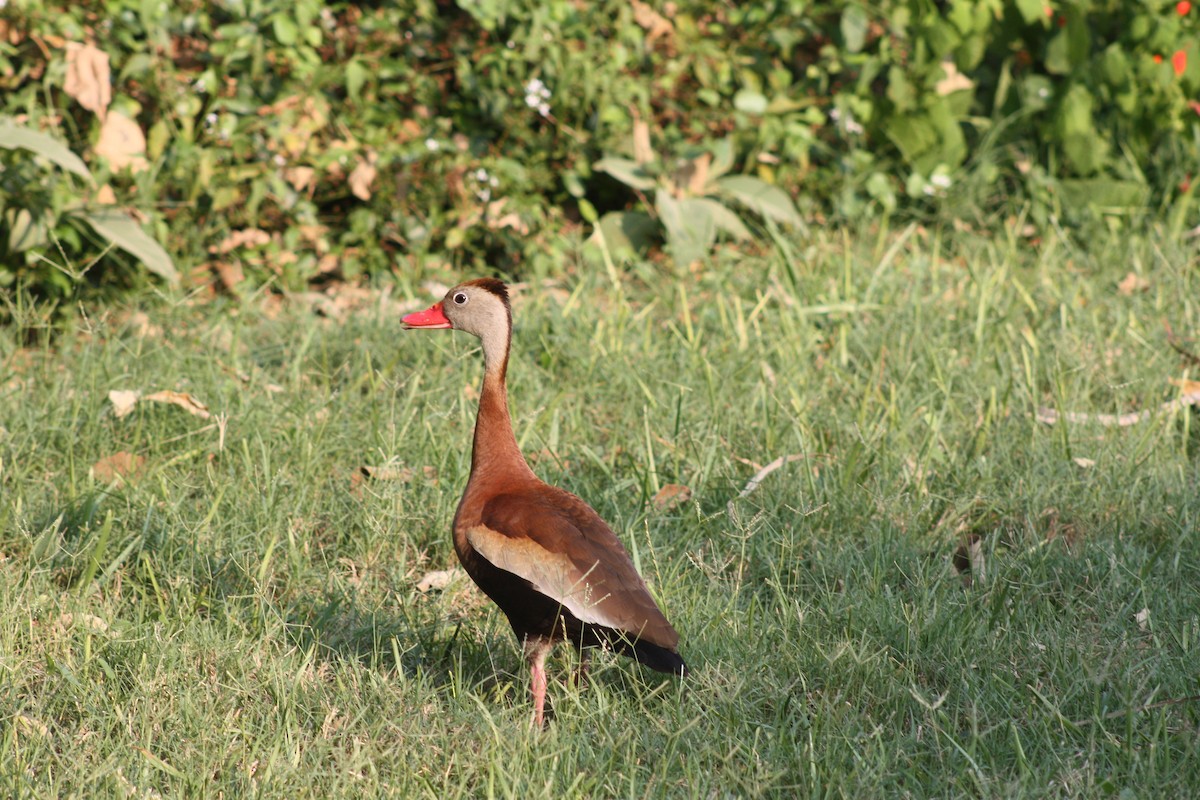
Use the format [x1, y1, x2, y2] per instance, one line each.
[403, 278, 687, 726]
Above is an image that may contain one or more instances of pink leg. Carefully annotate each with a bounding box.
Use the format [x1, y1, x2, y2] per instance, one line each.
[525, 638, 551, 728]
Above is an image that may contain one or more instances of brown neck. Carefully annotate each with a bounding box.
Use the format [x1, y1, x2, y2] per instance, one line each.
[467, 322, 535, 490]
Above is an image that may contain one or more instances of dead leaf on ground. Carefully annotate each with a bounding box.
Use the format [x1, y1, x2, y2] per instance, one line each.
[1135, 607, 1151, 631]
[64, 42, 111, 119]
[1072, 457, 1096, 468]
[108, 389, 140, 418]
[54, 611, 110, 635]
[213, 261, 246, 292]
[348, 152, 378, 200]
[652, 483, 692, 511]
[143, 390, 212, 419]
[285, 166, 316, 192]
[631, 1, 674, 44]
[416, 568, 465, 593]
[92, 451, 145, 483]
[1169, 377, 1200, 396]
[1117, 271, 1150, 295]
[213, 228, 271, 254]
[94, 111, 148, 172]
[94, 184, 117, 205]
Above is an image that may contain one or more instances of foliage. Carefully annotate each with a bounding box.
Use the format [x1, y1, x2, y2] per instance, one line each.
[0, 120, 177, 301]
[1, 0, 1199, 299]
[593, 136, 803, 264]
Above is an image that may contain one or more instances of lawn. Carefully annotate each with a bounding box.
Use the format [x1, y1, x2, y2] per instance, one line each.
[2, 224, 1198, 797]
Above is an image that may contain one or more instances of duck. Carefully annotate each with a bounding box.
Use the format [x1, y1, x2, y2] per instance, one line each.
[403, 278, 687, 726]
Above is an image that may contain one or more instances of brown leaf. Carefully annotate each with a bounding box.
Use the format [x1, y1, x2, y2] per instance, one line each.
[632, 119, 655, 165]
[214, 261, 246, 292]
[1117, 271, 1150, 295]
[416, 568, 465, 593]
[952, 532, 984, 588]
[1169, 377, 1200, 397]
[92, 451, 145, 483]
[631, 1, 674, 44]
[681, 153, 711, 195]
[348, 153, 378, 201]
[1072, 457, 1096, 469]
[285, 166, 316, 192]
[94, 111, 148, 172]
[142, 390, 211, 419]
[94, 184, 117, 205]
[108, 389, 140, 418]
[651, 483, 692, 511]
[935, 60, 974, 96]
[213, 228, 271, 254]
[64, 42, 111, 119]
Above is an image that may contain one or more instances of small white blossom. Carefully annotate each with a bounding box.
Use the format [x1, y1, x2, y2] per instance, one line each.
[929, 173, 952, 189]
[273, 154, 286, 166]
[193, 78, 207, 93]
[506, 39, 515, 49]
[204, 112, 218, 127]
[474, 168, 490, 182]
[524, 78, 552, 118]
[425, 138, 439, 151]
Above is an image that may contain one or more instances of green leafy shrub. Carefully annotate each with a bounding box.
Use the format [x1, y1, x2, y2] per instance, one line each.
[0, 120, 177, 302]
[1, 0, 1198, 298]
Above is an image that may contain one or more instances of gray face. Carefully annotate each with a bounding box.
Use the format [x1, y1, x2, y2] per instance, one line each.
[441, 283, 510, 362]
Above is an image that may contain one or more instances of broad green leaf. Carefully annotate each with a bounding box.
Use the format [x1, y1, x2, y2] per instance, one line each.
[1014, 0, 1046, 25]
[272, 15, 298, 46]
[0, 121, 92, 180]
[589, 211, 658, 255]
[656, 192, 714, 265]
[346, 60, 368, 101]
[75, 209, 179, 285]
[688, 198, 753, 240]
[5, 208, 49, 252]
[733, 90, 768, 115]
[716, 175, 802, 227]
[840, 6, 869, 54]
[709, 138, 735, 181]
[594, 157, 657, 191]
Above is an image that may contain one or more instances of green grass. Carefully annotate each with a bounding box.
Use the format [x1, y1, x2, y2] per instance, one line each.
[2, 224, 1198, 797]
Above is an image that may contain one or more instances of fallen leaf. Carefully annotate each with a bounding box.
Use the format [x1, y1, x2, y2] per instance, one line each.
[935, 60, 974, 95]
[108, 389, 140, 418]
[416, 568, 465, 592]
[94, 111, 148, 172]
[1072, 457, 1096, 468]
[632, 119, 655, 164]
[1135, 607, 1151, 631]
[54, 611, 110, 634]
[1168, 377, 1200, 396]
[348, 153, 377, 200]
[651, 483, 692, 511]
[94, 184, 117, 205]
[143, 390, 211, 418]
[680, 153, 711, 195]
[631, 0, 674, 44]
[213, 228, 271, 254]
[64, 42, 111, 119]
[213, 261, 246, 292]
[92, 451, 145, 483]
[14, 715, 50, 740]
[1117, 271, 1150, 295]
[285, 166, 316, 192]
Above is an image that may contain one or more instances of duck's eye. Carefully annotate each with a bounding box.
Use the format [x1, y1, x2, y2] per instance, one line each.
[453, 292, 469, 305]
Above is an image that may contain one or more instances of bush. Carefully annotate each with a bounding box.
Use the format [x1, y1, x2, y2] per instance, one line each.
[0, 0, 1197, 296]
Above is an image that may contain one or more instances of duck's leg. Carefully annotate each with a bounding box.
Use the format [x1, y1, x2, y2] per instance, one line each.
[525, 637, 552, 728]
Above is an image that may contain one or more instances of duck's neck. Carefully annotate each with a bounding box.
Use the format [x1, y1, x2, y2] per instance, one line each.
[468, 320, 536, 489]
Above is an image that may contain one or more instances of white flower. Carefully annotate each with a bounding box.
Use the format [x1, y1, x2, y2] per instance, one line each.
[194, 78, 207, 93]
[474, 168, 490, 182]
[524, 78, 552, 117]
[204, 112, 218, 127]
[425, 138, 439, 151]
[929, 173, 952, 189]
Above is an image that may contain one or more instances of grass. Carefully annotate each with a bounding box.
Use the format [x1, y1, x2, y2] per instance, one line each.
[1, 223, 1198, 797]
